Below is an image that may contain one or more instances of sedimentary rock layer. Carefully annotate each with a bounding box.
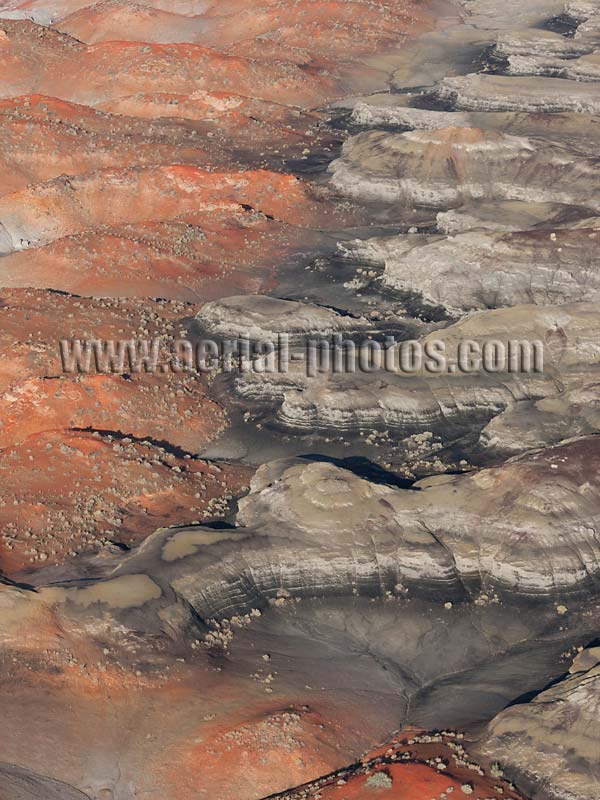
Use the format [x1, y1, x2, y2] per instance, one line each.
[231, 303, 598, 456]
[328, 127, 600, 209]
[378, 228, 600, 313]
[477, 645, 600, 800]
[195, 295, 371, 342]
[1, 0, 600, 798]
[56, 446, 600, 619]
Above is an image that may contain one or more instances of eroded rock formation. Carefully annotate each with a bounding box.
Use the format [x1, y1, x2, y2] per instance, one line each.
[477, 645, 600, 800]
[1, 0, 600, 797]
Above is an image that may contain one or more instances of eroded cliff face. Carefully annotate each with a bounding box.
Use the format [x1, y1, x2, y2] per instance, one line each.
[0, 0, 599, 798]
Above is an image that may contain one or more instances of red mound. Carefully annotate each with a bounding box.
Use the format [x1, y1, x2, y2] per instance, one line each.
[55, 1, 212, 44]
[0, 288, 199, 387]
[98, 91, 338, 165]
[0, 94, 234, 196]
[0, 0, 214, 25]
[0, 374, 227, 451]
[0, 19, 333, 107]
[276, 731, 527, 800]
[0, 429, 252, 576]
[0, 209, 324, 300]
[162, 705, 344, 800]
[0, 290, 249, 579]
[203, 0, 430, 62]
[53, 0, 431, 67]
[0, 165, 342, 252]
[0, 292, 228, 452]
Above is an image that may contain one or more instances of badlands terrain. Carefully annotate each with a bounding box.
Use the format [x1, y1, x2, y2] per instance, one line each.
[0, 0, 599, 798]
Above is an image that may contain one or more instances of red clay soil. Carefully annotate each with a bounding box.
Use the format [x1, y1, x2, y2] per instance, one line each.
[0, 19, 334, 107]
[0, 210, 323, 300]
[0, 428, 252, 576]
[273, 730, 528, 800]
[0, 373, 227, 451]
[0, 94, 234, 195]
[0, 288, 199, 388]
[0, 93, 338, 197]
[98, 90, 338, 162]
[0, 165, 348, 247]
[48, 0, 433, 73]
[0, 288, 251, 579]
[162, 704, 348, 800]
[0, 288, 227, 453]
[0, 1, 432, 101]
